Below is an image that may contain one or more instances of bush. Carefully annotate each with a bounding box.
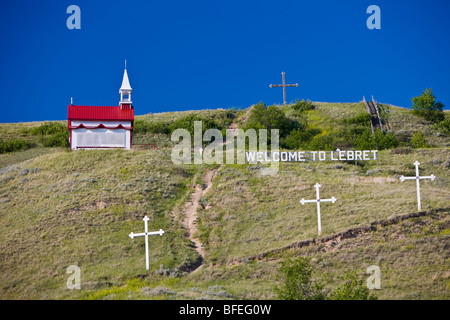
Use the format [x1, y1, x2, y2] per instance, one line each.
[0, 139, 35, 153]
[40, 134, 69, 148]
[307, 134, 334, 150]
[246, 103, 289, 132]
[292, 99, 315, 112]
[433, 116, 450, 135]
[245, 102, 302, 146]
[377, 131, 399, 149]
[284, 128, 321, 149]
[275, 256, 377, 300]
[356, 129, 399, 150]
[31, 122, 67, 136]
[412, 88, 445, 123]
[410, 131, 428, 148]
[343, 113, 371, 127]
[134, 119, 170, 135]
[275, 256, 326, 300]
[168, 114, 221, 136]
[32, 122, 69, 148]
[330, 272, 377, 300]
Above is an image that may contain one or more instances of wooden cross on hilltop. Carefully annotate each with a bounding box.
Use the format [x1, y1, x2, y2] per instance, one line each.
[269, 71, 299, 105]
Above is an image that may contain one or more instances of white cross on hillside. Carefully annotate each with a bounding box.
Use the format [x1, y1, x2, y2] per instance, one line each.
[300, 183, 336, 236]
[399, 161, 436, 212]
[129, 216, 164, 270]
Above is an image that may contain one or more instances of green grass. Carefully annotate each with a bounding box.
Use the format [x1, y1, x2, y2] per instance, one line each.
[0, 103, 449, 299]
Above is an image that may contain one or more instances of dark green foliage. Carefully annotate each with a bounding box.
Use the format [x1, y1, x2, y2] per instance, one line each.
[343, 112, 371, 127]
[245, 102, 302, 141]
[0, 139, 35, 153]
[330, 271, 377, 300]
[32, 122, 69, 148]
[275, 256, 326, 300]
[308, 134, 335, 150]
[275, 256, 377, 300]
[356, 129, 399, 150]
[292, 99, 315, 112]
[40, 133, 69, 148]
[412, 89, 445, 123]
[410, 131, 428, 148]
[168, 114, 221, 136]
[433, 116, 450, 135]
[284, 128, 321, 149]
[31, 122, 67, 136]
[133, 119, 170, 135]
[355, 131, 375, 150]
[134, 109, 235, 137]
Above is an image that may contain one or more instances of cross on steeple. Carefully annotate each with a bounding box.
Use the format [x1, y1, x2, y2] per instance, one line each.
[269, 71, 299, 105]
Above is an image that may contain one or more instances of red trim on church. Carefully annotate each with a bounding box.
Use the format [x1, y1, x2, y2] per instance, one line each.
[68, 124, 133, 130]
[68, 105, 134, 121]
[67, 105, 134, 150]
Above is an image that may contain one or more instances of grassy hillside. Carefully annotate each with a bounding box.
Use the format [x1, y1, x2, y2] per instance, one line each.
[0, 102, 449, 300]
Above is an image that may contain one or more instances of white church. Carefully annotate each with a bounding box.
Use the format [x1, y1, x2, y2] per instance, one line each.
[68, 67, 135, 150]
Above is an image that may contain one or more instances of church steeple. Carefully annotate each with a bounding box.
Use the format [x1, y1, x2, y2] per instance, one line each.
[119, 60, 132, 109]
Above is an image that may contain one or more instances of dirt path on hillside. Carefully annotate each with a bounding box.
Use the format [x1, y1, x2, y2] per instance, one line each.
[182, 165, 223, 272]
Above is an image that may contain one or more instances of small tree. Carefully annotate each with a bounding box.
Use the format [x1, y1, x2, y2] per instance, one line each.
[275, 256, 326, 300]
[412, 89, 445, 123]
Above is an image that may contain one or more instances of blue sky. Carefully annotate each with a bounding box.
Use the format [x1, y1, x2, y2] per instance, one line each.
[0, 0, 449, 123]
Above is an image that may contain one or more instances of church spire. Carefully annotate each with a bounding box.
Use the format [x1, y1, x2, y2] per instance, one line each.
[119, 61, 132, 109]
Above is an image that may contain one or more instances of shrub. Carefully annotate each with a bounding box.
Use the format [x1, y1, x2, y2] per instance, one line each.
[343, 113, 371, 127]
[410, 131, 428, 148]
[31, 122, 69, 148]
[40, 133, 69, 148]
[134, 119, 170, 135]
[246, 103, 290, 133]
[275, 256, 377, 300]
[168, 114, 220, 136]
[433, 116, 450, 135]
[307, 134, 334, 150]
[0, 139, 35, 153]
[284, 128, 320, 149]
[330, 272, 377, 300]
[292, 99, 315, 112]
[275, 256, 326, 300]
[245, 102, 302, 145]
[377, 131, 399, 149]
[356, 129, 399, 150]
[31, 122, 67, 136]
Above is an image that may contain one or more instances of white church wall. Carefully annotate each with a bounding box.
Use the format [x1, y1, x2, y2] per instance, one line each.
[71, 128, 131, 150]
[70, 120, 132, 128]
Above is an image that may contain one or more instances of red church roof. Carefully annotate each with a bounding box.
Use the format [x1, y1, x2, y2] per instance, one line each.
[68, 105, 134, 121]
